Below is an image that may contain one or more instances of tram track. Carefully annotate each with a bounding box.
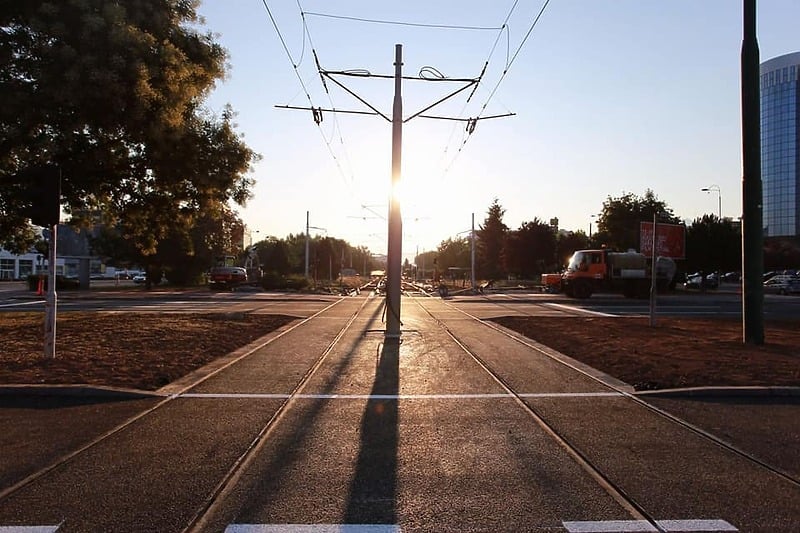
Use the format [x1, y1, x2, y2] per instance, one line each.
[411, 295, 800, 532]
[0, 296, 361, 511]
[1, 290, 796, 531]
[181, 295, 372, 533]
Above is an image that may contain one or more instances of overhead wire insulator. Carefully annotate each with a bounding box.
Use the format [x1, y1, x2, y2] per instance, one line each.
[312, 107, 323, 125]
[466, 118, 477, 135]
[313, 50, 329, 94]
[467, 62, 487, 102]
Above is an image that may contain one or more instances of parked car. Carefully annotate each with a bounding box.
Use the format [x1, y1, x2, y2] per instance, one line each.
[208, 266, 248, 290]
[721, 271, 741, 283]
[683, 273, 719, 290]
[132, 274, 147, 284]
[763, 275, 800, 295]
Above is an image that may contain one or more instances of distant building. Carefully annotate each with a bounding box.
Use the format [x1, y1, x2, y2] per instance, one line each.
[0, 224, 109, 280]
[0, 248, 44, 280]
[760, 51, 800, 238]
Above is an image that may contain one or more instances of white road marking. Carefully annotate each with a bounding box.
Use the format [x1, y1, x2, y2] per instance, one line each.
[542, 302, 616, 317]
[563, 519, 737, 532]
[0, 527, 60, 533]
[0, 300, 44, 308]
[225, 526, 401, 533]
[563, 521, 657, 532]
[178, 392, 621, 400]
[657, 520, 737, 531]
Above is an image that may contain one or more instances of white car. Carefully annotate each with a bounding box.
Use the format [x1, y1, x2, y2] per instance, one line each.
[132, 274, 147, 284]
[763, 275, 800, 295]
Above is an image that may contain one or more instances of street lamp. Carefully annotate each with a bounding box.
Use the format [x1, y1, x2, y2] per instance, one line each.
[701, 185, 722, 219]
[245, 228, 260, 249]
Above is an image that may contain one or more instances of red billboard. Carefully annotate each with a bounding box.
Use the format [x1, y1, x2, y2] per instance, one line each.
[640, 221, 686, 259]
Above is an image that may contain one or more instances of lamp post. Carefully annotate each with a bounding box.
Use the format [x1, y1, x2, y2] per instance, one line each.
[304, 210, 327, 280]
[649, 213, 659, 327]
[245, 228, 260, 249]
[701, 185, 722, 219]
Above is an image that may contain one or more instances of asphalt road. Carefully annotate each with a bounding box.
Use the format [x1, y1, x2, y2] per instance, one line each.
[3, 281, 800, 320]
[1, 288, 798, 532]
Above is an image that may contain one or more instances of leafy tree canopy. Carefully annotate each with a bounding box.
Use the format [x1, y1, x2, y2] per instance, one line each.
[476, 198, 508, 280]
[1, 0, 258, 255]
[436, 236, 470, 272]
[685, 215, 741, 274]
[504, 218, 557, 278]
[594, 190, 680, 252]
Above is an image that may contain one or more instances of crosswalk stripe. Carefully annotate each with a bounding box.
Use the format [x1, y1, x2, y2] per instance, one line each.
[0, 527, 60, 533]
[563, 519, 737, 532]
[225, 525, 401, 533]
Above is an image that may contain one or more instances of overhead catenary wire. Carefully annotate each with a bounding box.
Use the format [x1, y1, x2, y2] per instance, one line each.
[443, 0, 551, 174]
[474, 0, 552, 120]
[294, 0, 389, 218]
[435, 0, 519, 173]
[259, 0, 368, 217]
[298, 0, 365, 189]
[301, 11, 503, 32]
[266, 1, 547, 224]
[259, 0, 313, 106]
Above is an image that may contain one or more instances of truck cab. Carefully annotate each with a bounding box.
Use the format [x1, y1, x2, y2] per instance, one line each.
[561, 249, 674, 299]
[562, 250, 608, 298]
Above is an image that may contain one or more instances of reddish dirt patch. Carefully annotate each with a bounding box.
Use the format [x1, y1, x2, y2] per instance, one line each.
[490, 316, 800, 390]
[2, 312, 798, 392]
[0, 313, 295, 390]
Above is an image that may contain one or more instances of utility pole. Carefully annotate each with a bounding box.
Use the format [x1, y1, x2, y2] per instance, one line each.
[471, 213, 476, 293]
[649, 214, 658, 327]
[278, 46, 514, 339]
[741, 0, 764, 344]
[44, 223, 57, 358]
[305, 211, 310, 280]
[385, 44, 404, 340]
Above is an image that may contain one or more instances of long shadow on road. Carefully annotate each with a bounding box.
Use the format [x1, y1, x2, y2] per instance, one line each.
[344, 339, 399, 524]
[228, 302, 389, 521]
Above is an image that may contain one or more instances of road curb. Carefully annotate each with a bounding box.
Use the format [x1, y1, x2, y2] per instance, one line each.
[635, 385, 800, 398]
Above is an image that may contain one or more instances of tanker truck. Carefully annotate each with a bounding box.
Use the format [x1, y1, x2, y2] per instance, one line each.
[559, 249, 676, 299]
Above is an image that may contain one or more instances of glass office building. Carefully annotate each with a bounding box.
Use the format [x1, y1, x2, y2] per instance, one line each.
[761, 51, 800, 237]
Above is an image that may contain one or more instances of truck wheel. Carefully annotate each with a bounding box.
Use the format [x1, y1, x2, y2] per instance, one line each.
[622, 283, 636, 298]
[573, 281, 592, 299]
[635, 280, 650, 299]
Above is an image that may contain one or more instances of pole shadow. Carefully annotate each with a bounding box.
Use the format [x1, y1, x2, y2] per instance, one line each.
[344, 338, 400, 524]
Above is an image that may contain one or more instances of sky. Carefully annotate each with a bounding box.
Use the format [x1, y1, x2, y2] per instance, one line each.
[195, 0, 800, 259]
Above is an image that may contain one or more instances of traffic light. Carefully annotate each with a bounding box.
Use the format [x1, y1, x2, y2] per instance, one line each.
[18, 166, 61, 227]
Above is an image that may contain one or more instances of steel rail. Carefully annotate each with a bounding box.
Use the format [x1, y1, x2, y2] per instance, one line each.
[420, 295, 800, 488]
[0, 297, 349, 505]
[182, 295, 373, 533]
[410, 296, 667, 531]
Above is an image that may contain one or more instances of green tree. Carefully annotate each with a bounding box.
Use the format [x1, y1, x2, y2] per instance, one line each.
[556, 231, 590, 268]
[595, 190, 679, 252]
[415, 250, 438, 280]
[258, 238, 291, 276]
[685, 215, 742, 274]
[476, 198, 508, 280]
[764, 237, 800, 271]
[504, 218, 557, 278]
[0, 0, 256, 257]
[436, 237, 471, 281]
